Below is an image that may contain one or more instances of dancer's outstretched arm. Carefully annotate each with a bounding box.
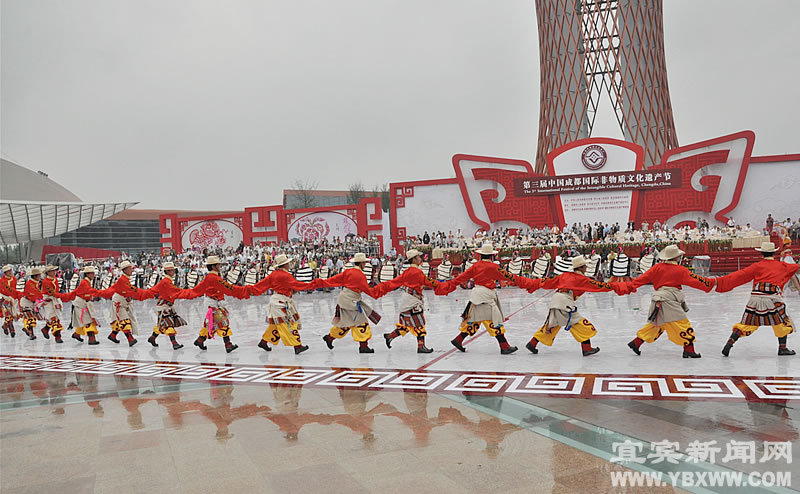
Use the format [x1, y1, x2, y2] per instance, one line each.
[60, 278, 101, 303]
[373, 268, 446, 298]
[515, 275, 544, 293]
[316, 269, 378, 298]
[97, 277, 153, 301]
[250, 271, 319, 296]
[716, 261, 798, 293]
[679, 270, 716, 293]
[185, 273, 250, 300]
[248, 273, 274, 296]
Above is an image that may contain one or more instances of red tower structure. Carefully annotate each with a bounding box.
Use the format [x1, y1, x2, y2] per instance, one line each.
[535, 0, 678, 172]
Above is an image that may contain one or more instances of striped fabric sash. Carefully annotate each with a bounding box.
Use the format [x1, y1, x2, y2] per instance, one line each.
[752, 282, 781, 295]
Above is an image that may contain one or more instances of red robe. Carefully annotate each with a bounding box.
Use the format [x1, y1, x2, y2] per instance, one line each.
[539, 271, 625, 297]
[97, 275, 152, 301]
[23, 279, 42, 303]
[187, 272, 249, 301]
[61, 278, 101, 303]
[316, 268, 380, 297]
[373, 266, 446, 298]
[41, 276, 71, 301]
[443, 260, 517, 293]
[626, 262, 715, 292]
[150, 276, 195, 303]
[0, 275, 20, 299]
[715, 259, 799, 293]
[250, 269, 317, 297]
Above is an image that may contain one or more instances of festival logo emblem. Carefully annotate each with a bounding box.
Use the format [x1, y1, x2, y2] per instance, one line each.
[581, 145, 608, 170]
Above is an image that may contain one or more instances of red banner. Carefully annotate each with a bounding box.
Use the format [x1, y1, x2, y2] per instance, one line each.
[514, 169, 681, 196]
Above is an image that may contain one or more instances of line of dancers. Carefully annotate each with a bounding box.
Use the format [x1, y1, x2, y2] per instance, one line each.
[1, 241, 796, 358]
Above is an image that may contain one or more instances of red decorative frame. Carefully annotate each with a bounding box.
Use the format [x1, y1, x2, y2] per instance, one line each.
[750, 154, 800, 164]
[658, 130, 755, 225]
[453, 154, 538, 232]
[159, 213, 181, 249]
[162, 198, 383, 253]
[243, 205, 285, 246]
[160, 213, 244, 251]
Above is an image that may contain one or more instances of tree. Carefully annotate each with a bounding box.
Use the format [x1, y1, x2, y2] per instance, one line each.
[290, 179, 318, 209]
[375, 183, 391, 212]
[347, 182, 364, 205]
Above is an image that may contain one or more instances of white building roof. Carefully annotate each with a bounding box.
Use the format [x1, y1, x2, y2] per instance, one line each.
[0, 159, 82, 202]
[0, 158, 138, 244]
[1, 201, 138, 244]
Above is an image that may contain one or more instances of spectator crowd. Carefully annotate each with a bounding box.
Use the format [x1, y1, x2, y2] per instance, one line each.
[2, 236, 394, 292]
[407, 216, 800, 252]
[2, 215, 798, 292]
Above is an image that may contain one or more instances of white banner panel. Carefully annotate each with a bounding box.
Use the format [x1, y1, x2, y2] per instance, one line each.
[395, 182, 478, 239]
[181, 219, 243, 250]
[729, 159, 800, 229]
[549, 139, 643, 227]
[288, 212, 357, 242]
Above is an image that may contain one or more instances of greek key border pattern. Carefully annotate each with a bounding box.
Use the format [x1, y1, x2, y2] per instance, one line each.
[1, 355, 797, 402]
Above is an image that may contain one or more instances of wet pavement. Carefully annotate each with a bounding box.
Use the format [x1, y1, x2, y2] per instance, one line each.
[1, 286, 799, 493]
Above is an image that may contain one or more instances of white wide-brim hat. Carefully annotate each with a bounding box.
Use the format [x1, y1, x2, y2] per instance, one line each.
[29, 267, 42, 276]
[350, 253, 369, 263]
[2, 264, 12, 272]
[406, 249, 423, 260]
[162, 262, 176, 270]
[274, 254, 293, 267]
[205, 256, 222, 265]
[659, 244, 685, 260]
[475, 243, 498, 255]
[571, 255, 588, 270]
[118, 260, 133, 270]
[82, 266, 97, 274]
[755, 241, 778, 253]
[45, 265, 58, 273]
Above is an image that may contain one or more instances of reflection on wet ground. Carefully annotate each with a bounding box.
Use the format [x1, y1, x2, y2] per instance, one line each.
[2, 369, 799, 493]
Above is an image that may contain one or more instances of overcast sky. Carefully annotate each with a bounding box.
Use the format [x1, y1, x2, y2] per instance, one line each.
[2, 0, 798, 210]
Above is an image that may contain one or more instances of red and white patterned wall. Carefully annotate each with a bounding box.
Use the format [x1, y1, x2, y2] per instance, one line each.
[160, 197, 384, 252]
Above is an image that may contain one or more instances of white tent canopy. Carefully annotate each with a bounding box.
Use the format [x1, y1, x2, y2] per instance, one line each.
[0, 201, 138, 244]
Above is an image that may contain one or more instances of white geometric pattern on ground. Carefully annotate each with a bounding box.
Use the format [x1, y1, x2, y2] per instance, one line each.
[1, 285, 798, 377]
[1, 356, 794, 401]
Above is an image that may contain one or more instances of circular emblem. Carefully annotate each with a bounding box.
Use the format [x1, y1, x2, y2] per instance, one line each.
[581, 145, 607, 170]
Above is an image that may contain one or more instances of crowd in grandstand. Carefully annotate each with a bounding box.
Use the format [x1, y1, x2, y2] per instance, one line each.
[1, 215, 798, 295]
[409, 216, 800, 251]
[2, 236, 393, 291]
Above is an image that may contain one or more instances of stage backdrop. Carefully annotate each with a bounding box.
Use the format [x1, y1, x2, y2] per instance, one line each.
[181, 218, 243, 250]
[287, 211, 357, 242]
[733, 155, 800, 227]
[391, 130, 799, 252]
[160, 197, 384, 252]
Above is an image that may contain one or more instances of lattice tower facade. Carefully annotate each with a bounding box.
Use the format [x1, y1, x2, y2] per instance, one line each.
[535, 0, 678, 171]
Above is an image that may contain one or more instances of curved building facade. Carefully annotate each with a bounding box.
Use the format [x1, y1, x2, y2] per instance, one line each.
[0, 159, 137, 261]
